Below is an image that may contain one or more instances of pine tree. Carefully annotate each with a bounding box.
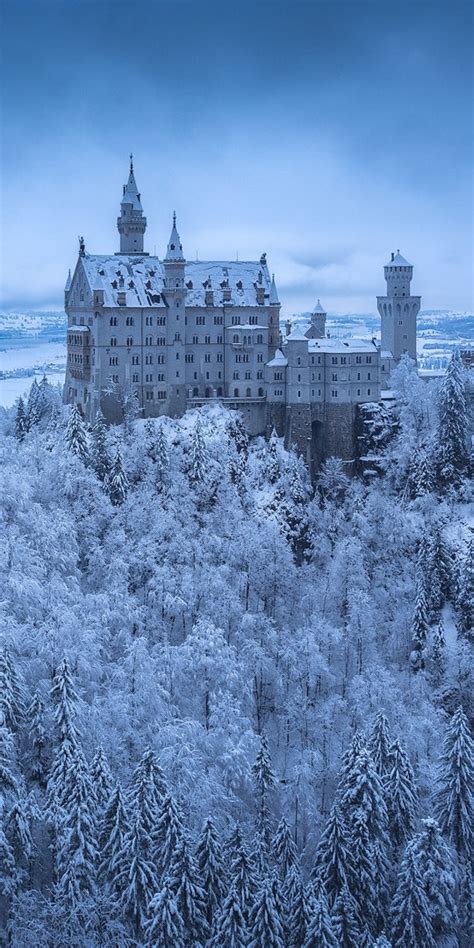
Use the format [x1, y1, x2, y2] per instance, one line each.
[65, 405, 89, 463]
[248, 876, 286, 948]
[0, 646, 26, 731]
[385, 738, 418, 847]
[275, 453, 312, 562]
[152, 791, 185, 878]
[116, 812, 158, 936]
[98, 782, 130, 892]
[50, 657, 80, 745]
[265, 428, 281, 484]
[252, 734, 276, 849]
[311, 804, 355, 907]
[26, 378, 41, 429]
[436, 350, 469, 489]
[456, 538, 473, 641]
[409, 817, 458, 940]
[409, 446, 433, 498]
[108, 449, 128, 506]
[27, 691, 47, 786]
[195, 816, 225, 926]
[302, 892, 338, 947]
[368, 710, 393, 780]
[6, 793, 35, 874]
[434, 705, 474, 858]
[228, 834, 258, 924]
[0, 718, 19, 799]
[167, 835, 209, 946]
[390, 843, 435, 947]
[284, 866, 311, 948]
[90, 410, 110, 482]
[273, 816, 298, 880]
[0, 821, 17, 897]
[90, 747, 113, 812]
[431, 618, 447, 685]
[155, 424, 169, 485]
[410, 583, 430, 671]
[331, 885, 361, 948]
[336, 730, 366, 797]
[146, 877, 185, 947]
[209, 884, 249, 948]
[15, 396, 28, 441]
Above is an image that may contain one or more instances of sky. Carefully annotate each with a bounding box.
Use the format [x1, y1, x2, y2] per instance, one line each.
[0, 0, 472, 316]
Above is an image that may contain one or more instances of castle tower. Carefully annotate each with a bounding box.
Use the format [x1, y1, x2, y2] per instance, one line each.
[116, 154, 147, 254]
[305, 299, 326, 339]
[163, 212, 187, 416]
[377, 251, 420, 362]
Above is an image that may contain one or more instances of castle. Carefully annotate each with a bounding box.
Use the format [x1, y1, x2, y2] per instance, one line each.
[64, 159, 421, 474]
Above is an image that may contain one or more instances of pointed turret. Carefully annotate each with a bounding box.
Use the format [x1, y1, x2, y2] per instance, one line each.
[164, 212, 185, 261]
[305, 298, 326, 339]
[65, 269, 72, 292]
[117, 154, 147, 255]
[269, 273, 279, 305]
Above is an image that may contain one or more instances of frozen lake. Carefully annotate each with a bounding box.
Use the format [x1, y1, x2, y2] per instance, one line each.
[0, 337, 66, 407]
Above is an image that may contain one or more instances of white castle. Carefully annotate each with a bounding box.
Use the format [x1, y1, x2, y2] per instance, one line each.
[64, 159, 420, 472]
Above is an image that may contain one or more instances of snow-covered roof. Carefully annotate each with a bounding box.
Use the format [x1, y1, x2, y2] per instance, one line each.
[307, 337, 379, 353]
[312, 298, 326, 314]
[164, 213, 185, 261]
[75, 255, 274, 309]
[266, 348, 288, 367]
[287, 326, 308, 342]
[385, 251, 411, 268]
[381, 350, 393, 359]
[121, 168, 143, 211]
[68, 325, 90, 333]
[225, 323, 267, 331]
[269, 274, 280, 305]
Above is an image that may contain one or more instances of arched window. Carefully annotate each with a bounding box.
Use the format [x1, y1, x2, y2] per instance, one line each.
[126, 336, 133, 347]
[110, 337, 117, 347]
[257, 334, 263, 344]
[246, 387, 251, 397]
[193, 387, 199, 396]
[233, 334, 239, 343]
[258, 387, 264, 396]
[234, 388, 239, 397]
[205, 387, 211, 398]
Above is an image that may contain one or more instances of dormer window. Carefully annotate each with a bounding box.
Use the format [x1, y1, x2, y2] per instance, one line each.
[236, 280, 243, 290]
[111, 280, 117, 289]
[128, 280, 135, 289]
[170, 243, 175, 251]
[186, 280, 193, 289]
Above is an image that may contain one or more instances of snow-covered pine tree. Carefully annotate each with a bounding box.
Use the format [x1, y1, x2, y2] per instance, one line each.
[195, 816, 225, 926]
[252, 733, 276, 851]
[330, 885, 361, 948]
[208, 884, 249, 948]
[115, 811, 158, 937]
[274, 453, 312, 562]
[434, 705, 474, 858]
[107, 449, 128, 506]
[89, 747, 113, 813]
[0, 821, 17, 898]
[155, 424, 169, 486]
[436, 350, 470, 489]
[145, 877, 185, 947]
[284, 867, 312, 948]
[55, 746, 98, 900]
[167, 835, 209, 946]
[456, 538, 473, 641]
[50, 657, 80, 746]
[409, 817, 458, 941]
[410, 583, 430, 669]
[188, 418, 208, 484]
[273, 816, 298, 880]
[26, 378, 41, 429]
[302, 892, 338, 948]
[15, 397, 28, 441]
[26, 691, 47, 786]
[0, 717, 19, 800]
[65, 405, 89, 463]
[228, 833, 258, 925]
[6, 793, 35, 884]
[336, 730, 366, 797]
[0, 646, 26, 731]
[98, 782, 130, 893]
[265, 428, 281, 484]
[408, 445, 434, 498]
[390, 843, 435, 948]
[248, 876, 286, 948]
[90, 410, 110, 482]
[152, 791, 185, 879]
[311, 804, 355, 907]
[367, 710, 394, 780]
[430, 617, 447, 685]
[385, 738, 418, 847]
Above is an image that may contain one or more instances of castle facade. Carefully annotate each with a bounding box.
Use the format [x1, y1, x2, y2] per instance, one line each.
[64, 160, 420, 473]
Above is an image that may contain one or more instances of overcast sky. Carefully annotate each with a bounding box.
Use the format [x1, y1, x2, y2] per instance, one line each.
[0, 0, 472, 315]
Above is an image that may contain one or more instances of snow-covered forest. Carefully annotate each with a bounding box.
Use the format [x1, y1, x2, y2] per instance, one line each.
[0, 353, 472, 946]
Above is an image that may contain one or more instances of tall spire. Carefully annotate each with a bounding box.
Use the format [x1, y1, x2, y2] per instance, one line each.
[117, 155, 147, 255]
[164, 211, 185, 261]
[269, 273, 280, 305]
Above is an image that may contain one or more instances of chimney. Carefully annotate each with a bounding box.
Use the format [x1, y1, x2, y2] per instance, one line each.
[391, 252, 395, 262]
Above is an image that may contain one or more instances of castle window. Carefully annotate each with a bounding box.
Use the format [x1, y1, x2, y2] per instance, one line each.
[318, 356, 321, 364]
[214, 315, 223, 325]
[158, 391, 167, 400]
[110, 316, 117, 326]
[157, 316, 166, 325]
[332, 373, 337, 382]
[206, 372, 210, 380]
[196, 316, 206, 325]
[218, 371, 222, 379]
[297, 390, 301, 398]
[367, 372, 371, 380]
[145, 355, 153, 365]
[126, 316, 134, 326]
[132, 373, 139, 383]
[192, 335, 198, 344]
[204, 335, 211, 344]
[145, 336, 152, 346]
[356, 355, 362, 364]
[217, 386, 223, 396]
[217, 353, 223, 362]
[257, 334, 263, 344]
[193, 372, 198, 380]
[318, 389, 321, 396]
[176, 352, 180, 359]
[311, 356, 315, 364]
[175, 332, 181, 341]
[231, 315, 241, 325]
[205, 354, 211, 363]
[127, 337, 133, 347]
[331, 356, 338, 365]
[157, 355, 165, 364]
[257, 354, 263, 362]
[357, 372, 361, 380]
[217, 335, 223, 344]
[366, 355, 372, 363]
[298, 374, 301, 382]
[340, 356, 347, 365]
[233, 371, 239, 380]
[110, 337, 117, 347]
[157, 336, 166, 346]
[193, 387, 199, 395]
[245, 371, 251, 380]
[367, 388, 371, 395]
[185, 354, 194, 363]
[311, 389, 314, 397]
[233, 334, 239, 343]
[246, 387, 251, 397]
[297, 357, 301, 366]
[145, 373, 153, 383]
[146, 316, 152, 326]
[234, 388, 239, 397]
[257, 370, 263, 379]
[332, 389, 338, 397]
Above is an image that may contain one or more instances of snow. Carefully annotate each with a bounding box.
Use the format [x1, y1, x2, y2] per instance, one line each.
[385, 252, 411, 267]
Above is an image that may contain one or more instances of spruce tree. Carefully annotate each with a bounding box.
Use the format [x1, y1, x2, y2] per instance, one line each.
[411, 583, 430, 654]
[431, 617, 447, 685]
[189, 419, 208, 484]
[385, 738, 418, 847]
[311, 804, 355, 907]
[390, 843, 435, 947]
[15, 397, 28, 441]
[108, 449, 128, 506]
[55, 746, 98, 900]
[456, 538, 473, 641]
[336, 730, 366, 797]
[50, 657, 80, 746]
[409, 817, 458, 940]
[98, 782, 130, 893]
[167, 835, 209, 946]
[273, 816, 298, 879]
[265, 428, 281, 484]
[90, 747, 113, 812]
[0, 821, 17, 897]
[195, 816, 225, 926]
[285, 867, 312, 948]
[152, 791, 185, 879]
[331, 885, 361, 948]
[116, 811, 158, 936]
[409, 446, 433, 498]
[0, 646, 26, 731]
[209, 884, 249, 948]
[228, 833, 258, 924]
[368, 710, 394, 780]
[27, 691, 47, 786]
[90, 410, 110, 482]
[65, 405, 89, 463]
[146, 877, 185, 947]
[434, 705, 474, 858]
[252, 733, 276, 849]
[302, 892, 338, 947]
[0, 718, 19, 799]
[6, 794, 35, 874]
[248, 876, 286, 948]
[436, 350, 469, 489]
[155, 424, 170, 486]
[26, 378, 41, 429]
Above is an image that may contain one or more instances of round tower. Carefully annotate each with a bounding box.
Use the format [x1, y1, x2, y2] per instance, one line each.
[377, 251, 420, 362]
[116, 154, 147, 255]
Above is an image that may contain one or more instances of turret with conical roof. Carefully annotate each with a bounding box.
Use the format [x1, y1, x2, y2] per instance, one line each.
[117, 154, 147, 254]
[164, 211, 185, 262]
[305, 298, 327, 339]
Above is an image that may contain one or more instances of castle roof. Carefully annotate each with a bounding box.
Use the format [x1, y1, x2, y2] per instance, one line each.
[266, 348, 288, 367]
[287, 326, 309, 342]
[164, 213, 184, 261]
[121, 167, 143, 211]
[385, 251, 411, 267]
[75, 255, 274, 308]
[269, 274, 280, 305]
[312, 298, 326, 314]
[307, 337, 379, 354]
